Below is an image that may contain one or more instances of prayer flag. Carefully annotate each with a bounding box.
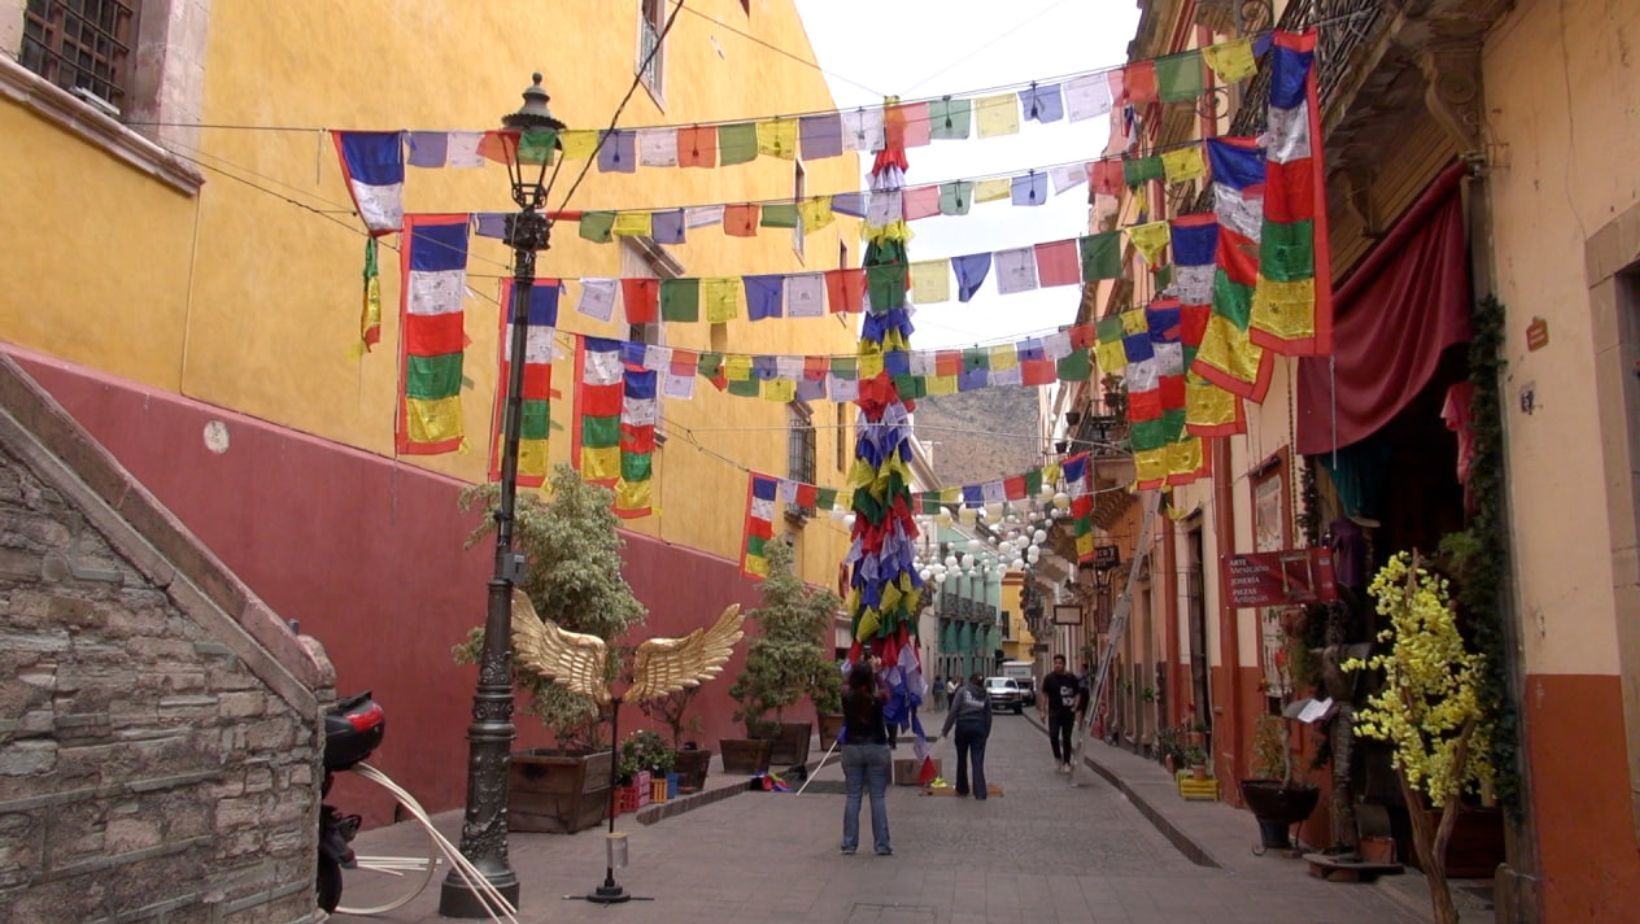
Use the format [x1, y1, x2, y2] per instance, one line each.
[757, 118, 798, 159]
[1128, 221, 1172, 265]
[596, 130, 636, 173]
[333, 131, 403, 235]
[910, 260, 950, 303]
[1161, 145, 1206, 184]
[490, 279, 558, 488]
[677, 126, 717, 167]
[621, 278, 659, 325]
[953, 253, 992, 302]
[930, 97, 971, 139]
[638, 128, 679, 167]
[359, 237, 381, 351]
[1019, 82, 1065, 123]
[661, 278, 701, 323]
[800, 113, 844, 160]
[719, 122, 759, 165]
[975, 93, 1020, 137]
[1065, 73, 1115, 121]
[615, 365, 657, 517]
[578, 277, 618, 323]
[1011, 172, 1048, 206]
[1156, 50, 1204, 103]
[741, 473, 778, 579]
[1203, 39, 1257, 84]
[574, 337, 624, 486]
[939, 181, 973, 216]
[995, 247, 1038, 294]
[975, 178, 1011, 203]
[1034, 239, 1082, 287]
[1080, 231, 1124, 281]
[396, 214, 468, 455]
[723, 203, 760, 236]
[1194, 136, 1272, 402]
[744, 275, 784, 321]
[703, 277, 740, 323]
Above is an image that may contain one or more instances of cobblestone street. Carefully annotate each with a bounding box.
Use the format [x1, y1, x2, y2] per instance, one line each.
[334, 715, 1424, 923]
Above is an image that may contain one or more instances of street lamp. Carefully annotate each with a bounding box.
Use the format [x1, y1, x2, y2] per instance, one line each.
[438, 73, 565, 920]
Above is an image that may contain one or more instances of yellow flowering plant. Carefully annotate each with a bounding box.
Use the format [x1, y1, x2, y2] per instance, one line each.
[1343, 551, 1493, 924]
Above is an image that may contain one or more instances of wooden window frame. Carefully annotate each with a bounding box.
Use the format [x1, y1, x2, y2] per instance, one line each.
[19, 0, 139, 112]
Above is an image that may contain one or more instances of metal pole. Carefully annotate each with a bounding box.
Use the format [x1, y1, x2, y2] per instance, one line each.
[587, 698, 632, 903]
[438, 207, 544, 919]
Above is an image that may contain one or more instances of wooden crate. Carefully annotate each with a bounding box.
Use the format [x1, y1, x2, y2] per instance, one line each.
[1175, 770, 1219, 801]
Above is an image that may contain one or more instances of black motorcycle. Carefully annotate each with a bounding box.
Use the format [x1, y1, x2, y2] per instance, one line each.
[317, 691, 386, 913]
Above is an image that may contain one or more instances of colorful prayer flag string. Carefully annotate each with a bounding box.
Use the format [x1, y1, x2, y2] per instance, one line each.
[395, 214, 468, 455]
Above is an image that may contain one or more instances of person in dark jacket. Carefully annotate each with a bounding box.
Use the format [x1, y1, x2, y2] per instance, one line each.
[941, 673, 992, 799]
[839, 663, 892, 855]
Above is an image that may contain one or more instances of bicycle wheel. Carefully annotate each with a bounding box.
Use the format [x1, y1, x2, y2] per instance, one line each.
[334, 768, 441, 916]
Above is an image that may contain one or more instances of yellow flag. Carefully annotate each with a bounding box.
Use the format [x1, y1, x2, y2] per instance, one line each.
[910, 260, 950, 303]
[559, 130, 600, 160]
[757, 119, 798, 159]
[762, 378, 796, 402]
[797, 196, 834, 233]
[1161, 146, 1206, 185]
[858, 352, 885, 379]
[703, 277, 740, 323]
[1120, 308, 1148, 335]
[975, 93, 1020, 138]
[612, 211, 653, 237]
[927, 374, 958, 395]
[1128, 221, 1171, 265]
[1203, 39, 1256, 83]
[1094, 340, 1127, 376]
[939, 487, 961, 504]
[725, 354, 753, 381]
[1134, 448, 1168, 487]
[975, 179, 1011, 203]
[988, 343, 1019, 371]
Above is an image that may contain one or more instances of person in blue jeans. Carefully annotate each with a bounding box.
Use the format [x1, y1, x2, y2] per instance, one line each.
[941, 673, 992, 799]
[839, 662, 892, 856]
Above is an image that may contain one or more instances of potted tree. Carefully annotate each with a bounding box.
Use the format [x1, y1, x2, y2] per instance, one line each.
[727, 540, 840, 770]
[1184, 745, 1209, 781]
[640, 688, 712, 793]
[1240, 630, 1321, 851]
[452, 465, 646, 833]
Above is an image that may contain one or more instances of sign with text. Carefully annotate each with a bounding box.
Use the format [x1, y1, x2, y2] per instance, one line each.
[1224, 549, 1338, 608]
[1093, 545, 1120, 569]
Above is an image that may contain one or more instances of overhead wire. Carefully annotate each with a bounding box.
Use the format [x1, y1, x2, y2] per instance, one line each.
[674, 3, 885, 98]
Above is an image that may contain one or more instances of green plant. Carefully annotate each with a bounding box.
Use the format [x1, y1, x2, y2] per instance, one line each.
[617, 729, 676, 783]
[1140, 687, 1156, 703]
[637, 687, 704, 750]
[1183, 745, 1207, 767]
[1155, 725, 1186, 767]
[1345, 552, 1494, 924]
[1251, 715, 1288, 782]
[452, 465, 647, 751]
[728, 539, 841, 734]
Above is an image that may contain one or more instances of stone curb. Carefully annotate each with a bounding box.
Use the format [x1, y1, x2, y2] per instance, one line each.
[634, 751, 829, 826]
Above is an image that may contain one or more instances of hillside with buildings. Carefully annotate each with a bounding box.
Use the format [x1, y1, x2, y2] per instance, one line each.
[914, 387, 1045, 486]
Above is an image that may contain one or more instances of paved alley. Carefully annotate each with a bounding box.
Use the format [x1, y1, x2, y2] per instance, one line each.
[332, 715, 1422, 923]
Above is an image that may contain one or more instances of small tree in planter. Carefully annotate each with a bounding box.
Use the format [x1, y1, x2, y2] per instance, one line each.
[452, 465, 647, 832]
[1345, 552, 1494, 924]
[639, 687, 712, 793]
[727, 539, 840, 768]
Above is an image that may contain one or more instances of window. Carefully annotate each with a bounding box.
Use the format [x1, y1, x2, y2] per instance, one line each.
[793, 160, 806, 261]
[637, 0, 665, 102]
[836, 241, 850, 327]
[20, 0, 139, 111]
[787, 401, 817, 488]
[835, 403, 848, 472]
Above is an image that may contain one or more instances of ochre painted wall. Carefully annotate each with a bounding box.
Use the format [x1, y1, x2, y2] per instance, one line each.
[0, 0, 862, 584]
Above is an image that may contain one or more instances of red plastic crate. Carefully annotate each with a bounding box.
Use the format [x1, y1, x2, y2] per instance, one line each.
[614, 785, 640, 815]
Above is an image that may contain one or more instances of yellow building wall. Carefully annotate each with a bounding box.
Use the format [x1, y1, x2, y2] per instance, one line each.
[0, 0, 862, 581]
[1000, 574, 1035, 660]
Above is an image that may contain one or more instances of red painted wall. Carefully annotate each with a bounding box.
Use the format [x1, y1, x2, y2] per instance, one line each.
[10, 348, 789, 826]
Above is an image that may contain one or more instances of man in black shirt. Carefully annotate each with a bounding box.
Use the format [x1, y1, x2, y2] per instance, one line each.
[1041, 655, 1081, 773]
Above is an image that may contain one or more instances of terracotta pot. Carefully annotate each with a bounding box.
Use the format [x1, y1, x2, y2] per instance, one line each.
[718, 738, 772, 775]
[1191, 765, 1208, 781]
[672, 748, 712, 793]
[507, 748, 613, 834]
[1360, 835, 1396, 864]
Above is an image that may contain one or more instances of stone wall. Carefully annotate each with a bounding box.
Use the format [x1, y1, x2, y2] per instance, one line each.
[0, 353, 333, 924]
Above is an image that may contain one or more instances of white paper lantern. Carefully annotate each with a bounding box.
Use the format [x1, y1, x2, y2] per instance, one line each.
[843, 513, 856, 528]
[1012, 557, 1026, 569]
[961, 554, 975, 569]
[966, 539, 983, 553]
[1034, 529, 1048, 544]
[1052, 491, 1071, 510]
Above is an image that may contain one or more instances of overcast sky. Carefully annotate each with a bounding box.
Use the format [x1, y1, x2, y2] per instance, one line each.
[792, 0, 1141, 350]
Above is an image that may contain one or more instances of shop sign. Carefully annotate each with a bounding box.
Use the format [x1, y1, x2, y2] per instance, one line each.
[1224, 549, 1338, 608]
[1093, 544, 1120, 569]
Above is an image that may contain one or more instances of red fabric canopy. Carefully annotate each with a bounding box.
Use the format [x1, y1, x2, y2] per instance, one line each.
[1296, 163, 1471, 456]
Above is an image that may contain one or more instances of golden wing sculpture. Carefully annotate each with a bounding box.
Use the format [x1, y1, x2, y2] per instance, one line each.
[626, 604, 745, 704]
[510, 588, 611, 704]
[510, 589, 745, 705]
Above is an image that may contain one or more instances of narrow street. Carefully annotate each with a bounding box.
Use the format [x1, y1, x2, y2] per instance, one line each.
[336, 715, 1420, 923]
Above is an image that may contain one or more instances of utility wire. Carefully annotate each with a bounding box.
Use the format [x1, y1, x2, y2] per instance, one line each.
[675, 3, 885, 98]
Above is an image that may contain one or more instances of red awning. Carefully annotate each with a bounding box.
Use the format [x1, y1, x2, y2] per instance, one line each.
[1296, 163, 1472, 456]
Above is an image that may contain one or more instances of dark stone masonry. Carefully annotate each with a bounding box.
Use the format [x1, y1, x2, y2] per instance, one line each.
[0, 355, 334, 924]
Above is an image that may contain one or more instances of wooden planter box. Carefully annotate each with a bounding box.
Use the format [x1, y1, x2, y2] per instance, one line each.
[718, 738, 772, 775]
[751, 722, 813, 767]
[673, 748, 712, 793]
[508, 748, 613, 834]
[1409, 805, 1506, 879]
[818, 714, 845, 751]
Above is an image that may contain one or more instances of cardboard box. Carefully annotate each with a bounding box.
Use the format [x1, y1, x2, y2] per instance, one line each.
[892, 758, 941, 785]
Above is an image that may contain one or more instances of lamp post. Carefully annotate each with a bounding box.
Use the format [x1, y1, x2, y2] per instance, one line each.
[438, 73, 564, 919]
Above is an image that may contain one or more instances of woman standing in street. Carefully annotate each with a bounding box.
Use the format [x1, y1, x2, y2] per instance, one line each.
[839, 662, 893, 856]
[941, 673, 993, 799]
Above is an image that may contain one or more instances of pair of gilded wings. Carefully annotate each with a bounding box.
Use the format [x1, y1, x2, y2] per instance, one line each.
[509, 589, 744, 704]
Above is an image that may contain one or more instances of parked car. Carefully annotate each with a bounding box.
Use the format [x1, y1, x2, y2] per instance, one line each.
[1015, 677, 1038, 707]
[984, 677, 1025, 714]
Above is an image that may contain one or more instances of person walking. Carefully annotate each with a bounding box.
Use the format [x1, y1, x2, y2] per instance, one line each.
[931, 674, 946, 712]
[941, 673, 992, 799]
[1042, 655, 1080, 773]
[839, 662, 893, 856]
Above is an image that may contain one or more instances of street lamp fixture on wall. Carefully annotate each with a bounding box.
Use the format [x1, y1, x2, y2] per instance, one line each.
[438, 73, 565, 920]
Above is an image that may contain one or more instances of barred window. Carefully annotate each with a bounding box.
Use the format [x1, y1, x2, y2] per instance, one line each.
[20, 0, 139, 112]
[787, 402, 816, 487]
[637, 0, 665, 101]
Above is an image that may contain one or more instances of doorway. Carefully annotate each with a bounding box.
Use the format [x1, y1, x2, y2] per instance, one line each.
[1185, 521, 1212, 734]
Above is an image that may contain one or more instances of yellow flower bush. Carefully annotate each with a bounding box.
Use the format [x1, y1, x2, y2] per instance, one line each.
[1343, 552, 1494, 808]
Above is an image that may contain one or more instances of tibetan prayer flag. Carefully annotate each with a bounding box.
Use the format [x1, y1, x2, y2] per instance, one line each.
[760, 203, 800, 228]
[798, 197, 835, 233]
[1066, 73, 1115, 121]
[744, 275, 784, 320]
[579, 211, 616, 243]
[490, 279, 559, 488]
[842, 107, 885, 152]
[719, 122, 759, 165]
[639, 128, 679, 167]
[574, 337, 624, 486]
[930, 97, 971, 139]
[975, 93, 1020, 137]
[596, 130, 636, 173]
[704, 277, 740, 323]
[975, 179, 1012, 203]
[621, 278, 659, 325]
[787, 273, 826, 317]
[612, 211, 652, 237]
[910, 260, 950, 303]
[903, 185, 941, 221]
[1011, 172, 1048, 206]
[1156, 50, 1204, 103]
[615, 365, 657, 518]
[652, 209, 686, 244]
[1019, 82, 1065, 122]
[1161, 145, 1206, 184]
[1035, 239, 1082, 288]
[396, 214, 468, 455]
[1194, 136, 1272, 402]
[953, 253, 992, 302]
[1251, 30, 1333, 356]
[724, 204, 760, 237]
[1124, 155, 1164, 187]
[1095, 315, 1127, 376]
[1121, 60, 1158, 105]
[756, 118, 798, 159]
[333, 131, 404, 235]
[1050, 164, 1088, 194]
[826, 268, 866, 314]
[1128, 221, 1171, 265]
[359, 237, 381, 351]
[1062, 453, 1095, 562]
[1204, 39, 1256, 83]
[677, 125, 717, 167]
[897, 101, 933, 148]
[800, 113, 844, 160]
[995, 247, 1037, 295]
[559, 130, 599, 159]
[577, 278, 617, 323]
[1080, 231, 1124, 281]
[939, 181, 973, 216]
[661, 278, 700, 323]
[1091, 159, 1124, 196]
[741, 473, 778, 579]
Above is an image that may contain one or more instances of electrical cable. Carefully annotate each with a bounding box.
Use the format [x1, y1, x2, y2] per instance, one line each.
[675, 3, 885, 98]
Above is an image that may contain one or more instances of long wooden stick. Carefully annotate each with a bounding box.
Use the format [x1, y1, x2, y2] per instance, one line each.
[795, 737, 841, 796]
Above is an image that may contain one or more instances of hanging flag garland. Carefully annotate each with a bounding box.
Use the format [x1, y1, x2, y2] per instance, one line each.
[359, 236, 382, 352]
[332, 131, 404, 236]
[573, 337, 624, 487]
[395, 214, 469, 455]
[614, 365, 657, 518]
[740, 473, 778, 579]
[488, 278, 559, 488]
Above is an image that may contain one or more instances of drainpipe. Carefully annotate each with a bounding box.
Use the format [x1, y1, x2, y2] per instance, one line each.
[1162, 512, 1180, 729]
[1212, 436, 1243, 789]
